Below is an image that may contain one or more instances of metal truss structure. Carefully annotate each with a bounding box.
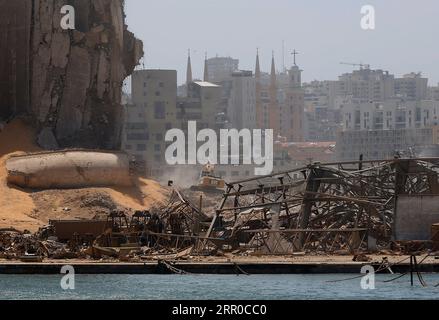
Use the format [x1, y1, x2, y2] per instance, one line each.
[202, 158, 439, 254]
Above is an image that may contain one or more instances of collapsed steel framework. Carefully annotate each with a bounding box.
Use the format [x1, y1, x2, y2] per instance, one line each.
[199, 158, 439, 254]
[142, 189, 216, 253]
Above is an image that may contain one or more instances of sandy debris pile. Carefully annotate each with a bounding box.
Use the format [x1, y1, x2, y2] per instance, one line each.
[0, 119, 170, 232]
[29, 190, 124, 223]
[0, 119, 42, 231]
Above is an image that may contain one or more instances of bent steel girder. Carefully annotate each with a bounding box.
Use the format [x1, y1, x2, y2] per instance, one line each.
[203, 158, 439, 252]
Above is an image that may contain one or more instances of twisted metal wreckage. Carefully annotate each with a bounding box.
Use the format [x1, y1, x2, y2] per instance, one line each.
[3, 158, 438, 261]
[146, 157, 439, 256]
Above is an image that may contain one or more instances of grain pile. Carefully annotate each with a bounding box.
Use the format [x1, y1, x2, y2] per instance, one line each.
[0, 119, 41, 231]
[0, 119, 170, 232]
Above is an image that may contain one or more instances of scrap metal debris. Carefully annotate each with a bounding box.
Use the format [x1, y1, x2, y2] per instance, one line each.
[202, 158, 439, 255]
[2, 158, 439, 262]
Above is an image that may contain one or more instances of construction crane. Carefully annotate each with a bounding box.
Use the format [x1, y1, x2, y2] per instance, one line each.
[340, 62, 370, 70]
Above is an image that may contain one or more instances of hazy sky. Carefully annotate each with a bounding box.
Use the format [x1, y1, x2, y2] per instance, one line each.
[125, 0, 438, 85]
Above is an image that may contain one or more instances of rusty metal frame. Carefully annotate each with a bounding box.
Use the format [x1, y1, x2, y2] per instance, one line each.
[201, 158, 439, 253]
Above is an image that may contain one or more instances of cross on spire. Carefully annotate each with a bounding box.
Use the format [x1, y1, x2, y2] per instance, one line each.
[291, 49, 299, 66]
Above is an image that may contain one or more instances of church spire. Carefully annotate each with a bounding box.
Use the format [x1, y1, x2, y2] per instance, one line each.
[255, 48, 261, 79]
[270, 51, 276, 86]
[186, 49, 193, 85]
[269, 51, 279, 136]
[203, 52, 209, 82]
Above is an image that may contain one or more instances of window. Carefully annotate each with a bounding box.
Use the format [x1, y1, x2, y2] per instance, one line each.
[136, 144, 147, 151]
[154, 144, 161, 152]
[127, 133, 149, 140]
[154, 102, 166, 119]
[126, 123, 148, 130]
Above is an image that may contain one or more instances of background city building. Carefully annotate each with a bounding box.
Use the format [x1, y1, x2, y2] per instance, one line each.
[123, 53, 439, 180]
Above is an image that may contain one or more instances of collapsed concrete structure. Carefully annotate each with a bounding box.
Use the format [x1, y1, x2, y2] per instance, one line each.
[0, 0, 143, 149]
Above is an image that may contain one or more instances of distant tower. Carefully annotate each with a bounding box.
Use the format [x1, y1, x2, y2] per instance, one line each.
[289, 65, 302, 88]
[186, 49, 193, 85]
[255, 49, 262, 128]
[255, 48, 261, 79]
[290, 50, 302, 88]
[203, 52, 209, 82]
[286, 49, 305, 142]
[270, 51, 276, 89]
[269, 52, 280, 135]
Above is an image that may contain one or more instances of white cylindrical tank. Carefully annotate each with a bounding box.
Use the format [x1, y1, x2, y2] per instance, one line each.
[6, 150, 133, 189]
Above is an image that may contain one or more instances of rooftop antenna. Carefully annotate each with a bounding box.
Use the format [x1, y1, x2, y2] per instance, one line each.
[282, 40, 286, 72]
[204, 51, 209, 82]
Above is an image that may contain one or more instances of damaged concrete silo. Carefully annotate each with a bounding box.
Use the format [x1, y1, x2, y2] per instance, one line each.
[0, 0, 143, 150]
[6, 150, 133, 189]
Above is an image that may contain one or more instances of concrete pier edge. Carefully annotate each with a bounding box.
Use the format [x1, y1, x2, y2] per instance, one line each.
[0, 262, 438, 275]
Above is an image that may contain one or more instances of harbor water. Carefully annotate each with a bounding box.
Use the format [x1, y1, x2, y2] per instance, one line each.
[1, 274, 439, 300]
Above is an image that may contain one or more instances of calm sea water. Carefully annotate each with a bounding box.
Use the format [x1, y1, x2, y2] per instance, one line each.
[0, 274, 439, 300]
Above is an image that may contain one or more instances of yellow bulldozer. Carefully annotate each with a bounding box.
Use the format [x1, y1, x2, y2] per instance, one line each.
[190, 164, 225, 194]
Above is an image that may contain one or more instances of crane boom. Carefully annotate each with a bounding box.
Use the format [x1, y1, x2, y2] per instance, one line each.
[340, 62, 370, 69]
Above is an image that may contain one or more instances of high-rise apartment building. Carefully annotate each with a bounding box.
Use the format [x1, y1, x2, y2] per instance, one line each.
[227, 70, 257, 130]
[206, 57, 239, 83]
[342, 99, 439, 131]
[337, 99, 439, 161]
[428, 84, 439, 101]
[395, 73, 428, 101]
[123, 68, 222, 177]
[337, 67, 395, 102]
[123, 69, 177, 175]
